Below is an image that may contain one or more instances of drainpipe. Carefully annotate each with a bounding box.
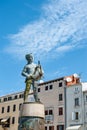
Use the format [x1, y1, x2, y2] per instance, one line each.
[82, 85, 85, 130]
[64, 86, 67, 130]
[83, 92, 85, 130]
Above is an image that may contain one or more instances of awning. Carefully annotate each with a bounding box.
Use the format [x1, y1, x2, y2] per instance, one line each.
[66, 125, 81, 130]
[1, 117, 9, 123]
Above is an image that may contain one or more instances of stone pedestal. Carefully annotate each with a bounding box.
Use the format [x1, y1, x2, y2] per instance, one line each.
[18, 102, 45, 130]
[21, 102, 45, 118]
[18, 85, 45, 130]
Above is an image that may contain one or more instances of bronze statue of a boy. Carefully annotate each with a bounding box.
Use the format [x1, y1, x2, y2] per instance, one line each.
[21, 53, 44, 101]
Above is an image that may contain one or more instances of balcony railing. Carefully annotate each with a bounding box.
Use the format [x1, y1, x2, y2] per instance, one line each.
[45, 115, 53, 123]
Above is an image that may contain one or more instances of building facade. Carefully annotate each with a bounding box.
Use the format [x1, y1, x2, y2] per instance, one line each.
[82, 82, 87, 129]
[66, 83, 83, 129]
[0, 74, 87, 130]
[38, 77, 66, 130]
[0, 92, 24, 130]
[66, 76, 87, 130]
[0, 77, 66, 130]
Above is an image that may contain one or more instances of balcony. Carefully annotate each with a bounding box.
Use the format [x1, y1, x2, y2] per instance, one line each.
[45, 115, 53, 123]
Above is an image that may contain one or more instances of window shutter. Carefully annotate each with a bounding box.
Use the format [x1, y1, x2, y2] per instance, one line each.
[72, 112, 75, 120]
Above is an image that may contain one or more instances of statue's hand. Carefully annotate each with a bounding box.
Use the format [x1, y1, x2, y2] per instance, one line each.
[27, 74, 33, 79]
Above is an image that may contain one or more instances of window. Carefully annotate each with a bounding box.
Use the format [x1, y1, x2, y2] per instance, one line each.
[45, 86, 48, 91]
[75, 112, 79, 120]
[59, 107, 63, 115]
[19, 94, 21, 98]
[45, 109, 53, 115]
[19, 94, 24, 98]
[8, 97, 12, 101]
[4, 98, 7, 102]
[19, 103, 22, 111]
[72, 112, 79, 120]
[59, 82, 62, 87]
[49, 126, 54, 130]
[49, 85, 53, 90]
[12, 117, 15, 124]
[86, 112, 87, 117]
[2, 107, 4, 113]
[49, 110, 53, 115]
[45, 126, 47, 130]
[13, 104, 16, 112]
[74, 87, 79, 93]
[14, 95, 18, 99]
[7, 106, 10, 113]
[75, 98, 79, 106]
[38, 88, 40, 92]
[45, 110, 48, 115]
[57, 125, 64, 130]
[59, 94, 63, 101]
[86, 95, 87, 102]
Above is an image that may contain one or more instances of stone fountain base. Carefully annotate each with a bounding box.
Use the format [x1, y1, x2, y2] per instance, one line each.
[18, 102, 45, 130]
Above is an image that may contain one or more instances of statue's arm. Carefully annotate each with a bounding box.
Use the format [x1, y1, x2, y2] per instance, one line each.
[21, 67, 29, 78]
[21, 66, 34, 79]
[31, 65, 44, 80]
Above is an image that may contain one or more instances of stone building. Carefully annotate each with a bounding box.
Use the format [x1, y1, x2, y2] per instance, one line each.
[0, 92, 23, 130]
[0, 77, 66, 130]
[38, 77, 66, 130]
[0, 74, 86, 130]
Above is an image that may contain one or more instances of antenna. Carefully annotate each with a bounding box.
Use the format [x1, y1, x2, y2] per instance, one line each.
[38, 60, 40, 65]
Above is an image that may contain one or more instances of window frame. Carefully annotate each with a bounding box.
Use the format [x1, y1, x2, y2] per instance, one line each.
[59, 107, 63, 115]
[2, 107, 4, 113]
[49, 109, 53, 115]
[59, 94, 63, 101]
[13, 104, 16, 112]
[49, 85, 53, 90]
[38, 88, 40, 92]
[45, 86, 48, 91]
[7, 106, 10, 113]
[12, 117, 15, 124]
[75, 98, 79, 106]
[59, 82, 62, 87]
[75, 112, 79, 120]
[45, 110, 48, 115]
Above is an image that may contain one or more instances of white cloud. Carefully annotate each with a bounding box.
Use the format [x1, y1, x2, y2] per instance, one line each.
[6, 0, 87, 60]
[45, 67, 68, 81]
[56, 45, 73, 52]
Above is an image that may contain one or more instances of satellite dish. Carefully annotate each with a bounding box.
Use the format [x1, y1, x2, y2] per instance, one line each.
[73, 73, 79, 78]
[66, 77, 72, 82]
[39, 80, 44, 83]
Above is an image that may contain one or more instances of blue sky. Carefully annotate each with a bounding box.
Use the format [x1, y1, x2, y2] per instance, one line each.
[0, 0, 87, 96]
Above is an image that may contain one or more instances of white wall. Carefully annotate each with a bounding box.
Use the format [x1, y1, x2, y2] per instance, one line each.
[66, 84, 83, 127]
